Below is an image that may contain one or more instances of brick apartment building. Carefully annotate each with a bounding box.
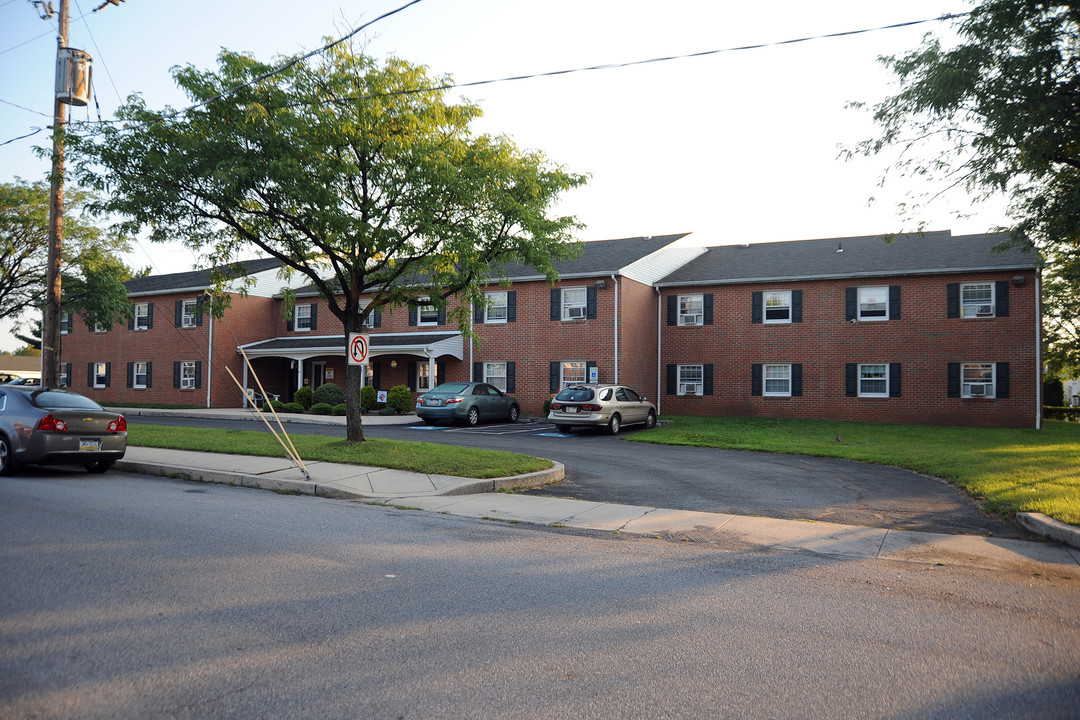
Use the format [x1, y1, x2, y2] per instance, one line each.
[57, 230, 1041, 428]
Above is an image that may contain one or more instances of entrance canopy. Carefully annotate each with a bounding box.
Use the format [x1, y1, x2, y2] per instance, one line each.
[238, 332, 464, 362]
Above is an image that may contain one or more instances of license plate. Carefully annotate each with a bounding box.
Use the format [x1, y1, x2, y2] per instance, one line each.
[565, 406, 578, 414]
[79, 438, 101, 451]
[426, 399, 440, 406]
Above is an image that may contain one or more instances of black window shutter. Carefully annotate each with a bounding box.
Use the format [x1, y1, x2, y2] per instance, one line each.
[373, 309, 381, 328]
[751, 364, 763, 396]
[437, 307, 446, 325]
[87, 363, 93, 387]
[474, 303, 484, 324]
[194, 362, 202, 389]
[751, 292, 763, 324]
[550, 362, 560, 393]
[127, 362, 134, 388]
[437, 362, 445, 388]
[996, 362, 1010, 398]
[703, 294, 714, 325]
[473, 361, 482, 382]
[889, 363, 901, 397]
[666, 364, 676, 395]
[63, 363, 71, 387]
[174, 300, 182, 327]
[792, 291, 803, 322]
[845, 363, 857, 397]
[407, 361, 417, 388]
[586, 286, 597, 319]
[666, 295, 677, 326]
[146, 362, 153, 389]
[310, 304, 318, 331]
[507, 291, 517, 322]
[947, 284, 960, 318]
[995, 281, 1010, 317]
[506, 362, 516, 393]
[703, 364, 714, 395]
[408, 307, 417, 326]
[173, 361, 180, 388]
[791, 364, 803, 396]
[551, 289, 560, 321]
[128, 314, 134, 330]
[195, 297, 204, 326]
[286, 314, 293, 331]
[845, 288, 856, 321]
[147, 303, 154, 329]
[104, 362, 111, 387]
[947, 362, 961, 397]
[889, 286, 901, 320]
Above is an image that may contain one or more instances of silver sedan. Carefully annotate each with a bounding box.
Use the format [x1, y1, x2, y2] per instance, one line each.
[548, 383, 657, 435]
[0, 386, 127, 475]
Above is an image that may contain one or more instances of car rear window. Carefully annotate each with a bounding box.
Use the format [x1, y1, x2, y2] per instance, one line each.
[554, 387, 595, 402]
[430, 383, 470, 395]
[30, 390, 105, 411]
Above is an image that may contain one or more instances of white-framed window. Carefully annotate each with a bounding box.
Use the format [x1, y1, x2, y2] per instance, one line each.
[93, 362, 108, 388]
[134, 303, 150, 330]
[857, 286, 889, 321]
[181, 299, 199, 328]
[678, 294, 703, 326]
[93, 321, 108, 333]
[678, 364, 704, 396]
[764, 364, 791, 396]
[561, 288, 587, 320]
[561, 361, 587, 388]
[416, 363, 431, 391]
[294, 304, 312, 331]
[962, 362, 995, 398]
[133, 361, 149, 389]
[418, 298, 439, 326]
[764, 290, 792, 324]
[484, 361, 507, 391]
[485, 291, 508, 323]
[59, 368, 68, 387]
[961, 283, 995, 318]
[180, 361, 196, 390]
[364, 363, 374, 386]
[359, 300, 376, 328]
[60, 311, 71, 335]
[858, 363, 888, 397]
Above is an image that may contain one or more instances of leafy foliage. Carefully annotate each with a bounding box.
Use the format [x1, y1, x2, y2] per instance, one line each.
[293, 386, 313, 410]
[310, 402, 333, 415]
[72, 44, 585, 441]
[853, 1, 1080, 374]
[360, 385, 378, 412]
[386, 385, 414, 414]
[312, 382, 345, 407]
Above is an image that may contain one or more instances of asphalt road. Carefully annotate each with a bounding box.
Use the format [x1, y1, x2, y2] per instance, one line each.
[130, 416, 1023, 538]
[2, 470, 1077, 720]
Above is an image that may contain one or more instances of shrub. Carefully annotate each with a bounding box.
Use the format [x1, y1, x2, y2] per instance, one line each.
[332, 403, 347, 416]
[543, 397, 553, 416]
[1044, 378, 1065, 407]
[386, 384, 414, 414]
[360, 385, 377, 412]
[263, 400, 285, 413]
[311, 402, 333, 415]
[283, 402, 305, 413]
[294, 386, 313, 410]
[313, 382, 345, 407]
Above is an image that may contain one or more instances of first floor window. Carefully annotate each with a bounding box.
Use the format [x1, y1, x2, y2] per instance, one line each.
[961, 283, 994, 318]
[133, 361, 149, 389]
[858, 286, 888, 320]
[859, 364, 888, 397]
[764, 290, 792, 323]
[678, 364, 704, 395]
[485, 292, 508, 323]
[962, 363, 995, 398]
[678, 295, 703, 326]
[484, 361, 507, 391]
[93, 362, 108, 388]
[764, 364, 791, 396]
[562, 288, 587, 320]
[59, 366, 69, 387]
[180, 361, 196, 390]
[416, 362, 431, 391]
[561, 361, 586, 387]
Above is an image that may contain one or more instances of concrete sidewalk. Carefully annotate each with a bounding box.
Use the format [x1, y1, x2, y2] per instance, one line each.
[115, 446, 1080, 575]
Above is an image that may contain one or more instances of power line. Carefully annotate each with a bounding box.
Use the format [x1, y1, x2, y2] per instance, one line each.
[72, 0, 123, 103]
[0, 126, 45, 147]
[0, 97, 52, 117]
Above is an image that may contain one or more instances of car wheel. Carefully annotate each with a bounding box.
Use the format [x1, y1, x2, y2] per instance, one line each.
[607, 413, 622, 435]
[467, 407, 480, 426]
[508, 405, 519, 423]
[85, 460, 114, 474]
[644, 410, 657, 429]
[0, 435, 14, 476]
[556, 424, 572, 433]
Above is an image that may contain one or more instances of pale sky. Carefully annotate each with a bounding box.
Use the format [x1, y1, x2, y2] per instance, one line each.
[0, 0, 997, 351]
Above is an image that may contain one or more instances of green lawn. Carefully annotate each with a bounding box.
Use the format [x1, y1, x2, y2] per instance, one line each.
[630, 416, 1080, 526]
[127, 425, 552, 479]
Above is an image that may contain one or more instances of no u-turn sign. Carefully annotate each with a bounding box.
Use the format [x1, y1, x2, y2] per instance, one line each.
[347, 333, 370, 365]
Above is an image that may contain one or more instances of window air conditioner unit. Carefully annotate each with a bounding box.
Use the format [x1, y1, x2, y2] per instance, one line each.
[680, 383, 701, 395]
[967, 384, 988, 397]
[976, 304, 993, 316]
[567, 306, 585, 319]
[682, 315, 700, 326]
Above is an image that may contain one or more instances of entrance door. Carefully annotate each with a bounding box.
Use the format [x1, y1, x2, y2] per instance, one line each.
[312, 361, 326, 388]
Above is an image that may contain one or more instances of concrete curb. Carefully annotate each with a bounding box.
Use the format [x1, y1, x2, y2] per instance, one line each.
[1018, 512, 1080, 550]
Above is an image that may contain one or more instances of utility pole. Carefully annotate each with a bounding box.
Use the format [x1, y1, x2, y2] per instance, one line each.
[42, 0, 69, 389]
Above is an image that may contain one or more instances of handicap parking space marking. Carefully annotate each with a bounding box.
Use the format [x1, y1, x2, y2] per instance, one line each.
[406, 425, 450, 431]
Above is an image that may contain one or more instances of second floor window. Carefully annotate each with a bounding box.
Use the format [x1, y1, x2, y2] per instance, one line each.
[134, 303, 151, 330]
[857, 287, 888, 321]
[486, 292, 508, 323]
[182, 299, 199, 328]
[295, 305, 312, 331]
[961, 283, 994, 318]
[562, 288, 587, 320]
[679, 295, 703, 326]
[764, 291, 792, 323]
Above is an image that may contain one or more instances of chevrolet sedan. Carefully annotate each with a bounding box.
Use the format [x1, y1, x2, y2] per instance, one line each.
[548, 383, 657, 435]
[415, 382, 520, 426]
[0, 387, 127, 475]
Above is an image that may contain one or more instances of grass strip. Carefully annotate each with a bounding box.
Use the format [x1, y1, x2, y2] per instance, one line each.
[127, 425, 552, 479]
[630, 416, 1080, 526]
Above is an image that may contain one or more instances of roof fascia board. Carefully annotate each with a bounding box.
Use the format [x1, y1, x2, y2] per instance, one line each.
[655, 265, 1036, 288]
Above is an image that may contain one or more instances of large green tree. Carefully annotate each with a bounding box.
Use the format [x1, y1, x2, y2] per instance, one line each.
[73, 45, 586, 442]
[0, 179, 135, 334]
[854, 1, 1080, 377]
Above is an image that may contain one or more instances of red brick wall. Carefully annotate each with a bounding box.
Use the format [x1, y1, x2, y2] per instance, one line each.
[658, 271, 1041, 427]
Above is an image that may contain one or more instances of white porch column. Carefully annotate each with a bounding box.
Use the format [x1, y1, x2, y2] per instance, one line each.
[295, 358, 304, 393]
[427, 350, 435, 390]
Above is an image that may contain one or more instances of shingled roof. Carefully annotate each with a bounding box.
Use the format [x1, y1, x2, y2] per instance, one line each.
[655, 231, 1036, 287]
[124, 258, 283, 296]
[489, 233, 692, 281]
